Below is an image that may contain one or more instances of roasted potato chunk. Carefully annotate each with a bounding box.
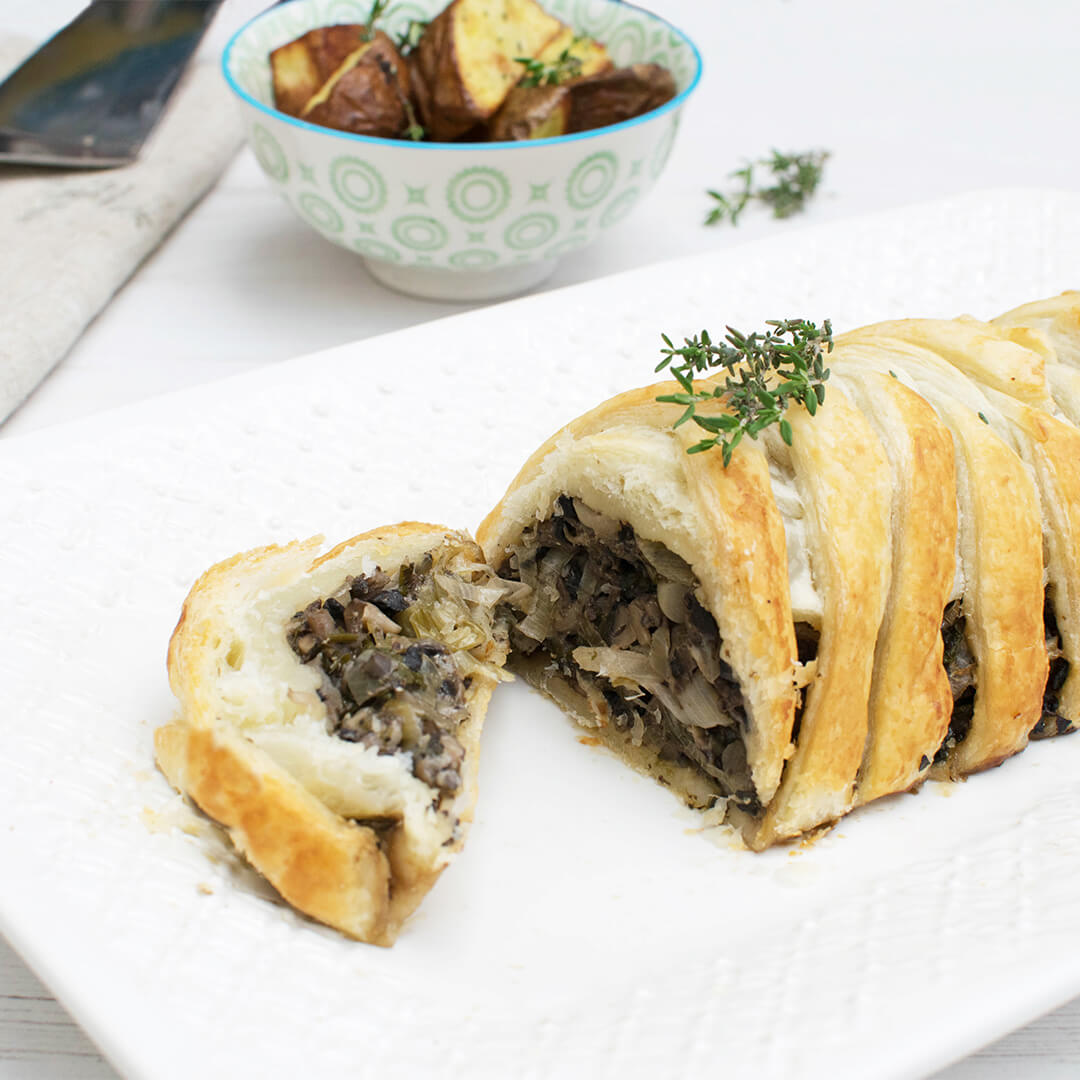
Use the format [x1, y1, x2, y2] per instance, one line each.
[489, 83, 570, 140]
[490, 61, 677, 141]
[411, 0, 565, 141]
[300, 32, 415, 139]
[565, 62, 676, 133]
[270, 24, 367, 116]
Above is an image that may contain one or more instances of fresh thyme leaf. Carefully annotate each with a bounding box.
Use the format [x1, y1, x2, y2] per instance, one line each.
[705, 149, 828, 227]
[655, 318, 833, 464]
[516, 41, 584, 88]
[395, 17, 428, 53]
[362, 0, 390, 41]
[978, 411, 989, 424]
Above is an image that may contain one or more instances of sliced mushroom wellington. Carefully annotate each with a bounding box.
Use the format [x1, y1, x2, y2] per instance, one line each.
[159, 292, 1080, 944]
[158, 524, 524, 944]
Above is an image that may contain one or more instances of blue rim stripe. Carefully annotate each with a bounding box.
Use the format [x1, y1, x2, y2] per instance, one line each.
[221, 0, 703, 152]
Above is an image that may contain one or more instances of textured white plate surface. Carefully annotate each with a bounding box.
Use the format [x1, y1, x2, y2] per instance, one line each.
[3, 190, 1080, 1080]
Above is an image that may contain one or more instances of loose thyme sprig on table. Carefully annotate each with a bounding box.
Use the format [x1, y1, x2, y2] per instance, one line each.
[706, 150, 829, 226]
[655, 319, 833, 465]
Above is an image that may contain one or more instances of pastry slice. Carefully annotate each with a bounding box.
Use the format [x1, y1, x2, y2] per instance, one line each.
[842, 315, 1080, 739]
[478, 384, 801, 821]
[831, 367, 957, 804]
[156, 524, 521, 944]
[477, 379, 894, 850]
[832, 337, 1048, 774]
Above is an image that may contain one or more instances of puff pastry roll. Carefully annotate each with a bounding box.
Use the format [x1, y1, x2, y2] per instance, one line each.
[157, 524, 518, 944]
[478, 296, 1080, 847]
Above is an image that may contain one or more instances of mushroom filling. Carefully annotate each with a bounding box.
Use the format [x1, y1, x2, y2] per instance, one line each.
[285, 550, 520, 798]
[935, 598, 977, 763]
[497, 495, 764, 813]
[1035, 596, 1072, 738]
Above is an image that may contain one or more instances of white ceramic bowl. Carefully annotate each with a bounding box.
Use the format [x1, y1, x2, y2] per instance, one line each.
[223, 0, 702, 301]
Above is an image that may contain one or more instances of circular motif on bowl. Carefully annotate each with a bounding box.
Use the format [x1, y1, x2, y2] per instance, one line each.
[599, 186, 640, 229]
[571, 0, 619, 37]
[297, 193, 344, 234]
[504, 212, 559, 251]
[606, 19, 648, 65]
[252, 124, 288, 183]
[331, 157, 387, 213]
[446, 168, 511, 224]
[566, 152, 618, 210]
[391, 215, 449, 251]
[448, 249, 500, 269]
[353, 238, 401, 261]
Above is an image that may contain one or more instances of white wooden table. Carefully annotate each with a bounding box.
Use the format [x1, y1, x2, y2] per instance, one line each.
[3, 0, 1080, 1075]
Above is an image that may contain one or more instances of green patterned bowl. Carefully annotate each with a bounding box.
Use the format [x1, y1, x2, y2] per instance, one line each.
[224, 0, 701, 301]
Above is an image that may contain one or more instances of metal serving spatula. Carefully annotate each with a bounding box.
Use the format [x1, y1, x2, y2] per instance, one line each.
[0, 0, 224, 168]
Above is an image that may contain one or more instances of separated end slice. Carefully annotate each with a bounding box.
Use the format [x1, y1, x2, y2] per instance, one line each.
[157, 524, 522, 945]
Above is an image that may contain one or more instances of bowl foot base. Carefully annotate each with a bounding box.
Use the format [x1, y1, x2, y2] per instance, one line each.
[362, 258, 559, 302]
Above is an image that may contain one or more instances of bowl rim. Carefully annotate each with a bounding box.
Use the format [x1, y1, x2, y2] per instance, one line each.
[222, 0, 703, 152]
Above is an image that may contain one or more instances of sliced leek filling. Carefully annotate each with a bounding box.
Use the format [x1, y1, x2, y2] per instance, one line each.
[285, 547, 521, 799]
[498, 496, 764, 813]
[1035, 595, 1072, 738]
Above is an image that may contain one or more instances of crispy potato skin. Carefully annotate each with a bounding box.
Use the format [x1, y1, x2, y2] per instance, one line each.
[489, 61, 677, 141]
[489, 84, 571, 140]
[565, 63, 676, 133]
[412, 0, 564, 141]
[271, 24, 366, 116]
[303, 32, 415, 139]
[271, 8, 676, 142]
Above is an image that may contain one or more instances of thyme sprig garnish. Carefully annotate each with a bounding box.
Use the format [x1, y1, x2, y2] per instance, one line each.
[706, 150, 829, 226]
[655, 319, 833, 465]
[515, 41, 584, 87]
[395, 17, 428, 54]
[362, 0, 391, 41]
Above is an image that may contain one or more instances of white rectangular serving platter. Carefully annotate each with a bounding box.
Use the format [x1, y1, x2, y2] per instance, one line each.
[2, 190, 1080, 1080]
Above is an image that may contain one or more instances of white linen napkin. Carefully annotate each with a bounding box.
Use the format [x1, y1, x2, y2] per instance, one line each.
[0, 34, 243, 424]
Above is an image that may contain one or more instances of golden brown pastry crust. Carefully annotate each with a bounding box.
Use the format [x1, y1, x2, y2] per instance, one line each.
[989, 396, 1080, 733]
[746, 386, 892, 848]
[833, 336, 1048, 774]
[159, 522, 504, 944]
[881, 316, 1080, 737]
[842, 318, 1051, 408]
[833, 369, 957, 804]
[994, 291, 1080, 369]
[155, 722, 395, 943]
